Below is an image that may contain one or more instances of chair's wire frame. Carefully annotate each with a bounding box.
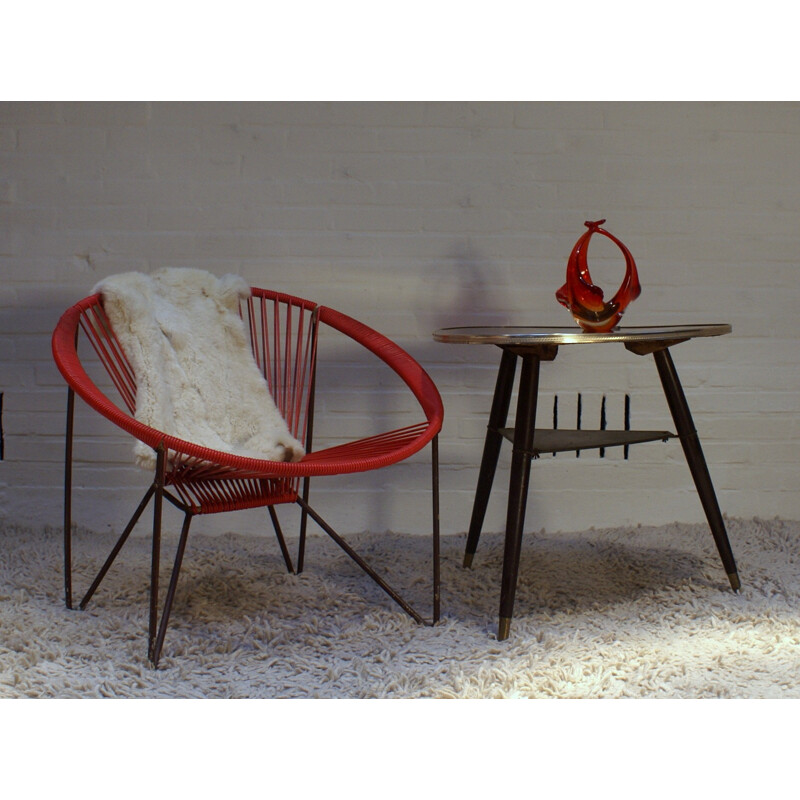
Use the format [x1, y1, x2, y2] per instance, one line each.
[53, 287, 442, 667]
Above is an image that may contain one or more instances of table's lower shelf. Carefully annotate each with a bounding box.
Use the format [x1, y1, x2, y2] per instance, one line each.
[497, 428, 676, 455]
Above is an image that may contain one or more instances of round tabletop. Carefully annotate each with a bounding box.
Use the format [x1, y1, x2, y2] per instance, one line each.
[432, 324, 732, 346]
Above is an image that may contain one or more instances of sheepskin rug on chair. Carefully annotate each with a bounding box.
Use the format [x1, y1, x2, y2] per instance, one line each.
[93, 268, 305, 467]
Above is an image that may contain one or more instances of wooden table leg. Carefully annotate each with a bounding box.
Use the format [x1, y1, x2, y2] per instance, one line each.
[653, 348, 741, 590]
[463, 348, 518, 567]
[498, 352, 541, 640]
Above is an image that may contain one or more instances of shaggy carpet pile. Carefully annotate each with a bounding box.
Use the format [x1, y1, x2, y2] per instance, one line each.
[2, 517, 799, 699]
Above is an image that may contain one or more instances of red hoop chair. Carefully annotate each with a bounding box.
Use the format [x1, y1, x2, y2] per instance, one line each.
[52, 287, 443, 668]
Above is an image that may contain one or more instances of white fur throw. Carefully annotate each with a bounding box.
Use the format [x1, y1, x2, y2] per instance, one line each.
[93, 268, 305, 469]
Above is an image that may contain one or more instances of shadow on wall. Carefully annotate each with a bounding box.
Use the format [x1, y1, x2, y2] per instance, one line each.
[428, 240, 513, 332]
[348, 239, 513, 535]
[357, 240, 513, 534]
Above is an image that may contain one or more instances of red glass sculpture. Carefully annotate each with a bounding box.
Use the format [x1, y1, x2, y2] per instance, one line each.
[556, 219, 641, 332]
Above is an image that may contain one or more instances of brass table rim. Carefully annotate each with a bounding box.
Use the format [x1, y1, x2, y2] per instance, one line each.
[432, 324, 731, 346]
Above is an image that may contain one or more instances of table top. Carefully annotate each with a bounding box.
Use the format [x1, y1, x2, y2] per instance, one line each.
[432, 324, 731, 346]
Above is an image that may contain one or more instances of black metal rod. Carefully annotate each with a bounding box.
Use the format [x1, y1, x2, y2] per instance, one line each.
[268, 505, 294, 573]
[148, 446, 166, 663]
[600, 395, 607, 458]
[64, 387, 75, 609]
[297, 478, 311, 574]
[624, 394, 631, 459]
[498, 353, 541, 640]
[79, 485, 156, 610]
[464, 348, 518, 568]
[552, 395, 558, 459]
[151, 512, 193, 668]
[652, 348, 740, 589]
[295, 496, 429, 626]
[297, 327, 318, 575]
[431, 434, 441, 623]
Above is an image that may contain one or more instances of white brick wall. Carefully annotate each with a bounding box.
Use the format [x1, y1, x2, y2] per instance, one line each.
[1, 101, 799, 537]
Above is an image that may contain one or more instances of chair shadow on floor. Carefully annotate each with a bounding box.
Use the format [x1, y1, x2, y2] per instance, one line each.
[66, 524, 714, 655]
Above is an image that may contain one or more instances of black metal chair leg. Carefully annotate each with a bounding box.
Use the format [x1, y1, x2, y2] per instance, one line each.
[150, 511, 193, 669]
[293, 434, 441, 626]
[297, 350, 317, 576]
[64, 387, 76, 609]
[498, 353, 541, 640]
[297, 477, 311, 574]
[148, 446, 166, 664]
[432, 435, 441, 623]
[464, 348, 518, 567]
[296, 496, 434, 626]
[268, 505, 295, 573]
[79, 485, 156, 610]
[653, 348, 740, 590]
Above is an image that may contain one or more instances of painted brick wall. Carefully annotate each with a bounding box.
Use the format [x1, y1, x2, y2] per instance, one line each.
[1, 101, 799, 538]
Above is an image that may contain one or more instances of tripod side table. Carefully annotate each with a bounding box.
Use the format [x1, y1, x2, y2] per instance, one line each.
[432, 324, 740, 641]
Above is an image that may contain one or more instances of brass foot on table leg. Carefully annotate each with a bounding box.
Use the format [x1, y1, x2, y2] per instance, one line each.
[497, 617, 512, 641]
[463, 552, 474, 569]
[728, 572, 741, 592]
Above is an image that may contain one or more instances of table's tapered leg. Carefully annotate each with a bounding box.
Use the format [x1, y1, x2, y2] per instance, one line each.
[498, 353, 541, 640]
[463, 348, 518, 568]
[653, 348, 740, 590]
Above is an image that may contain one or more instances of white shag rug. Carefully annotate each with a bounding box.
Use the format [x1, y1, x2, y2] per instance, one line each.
[2, 517, 799, 699]
[93, 268, 304, 467]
